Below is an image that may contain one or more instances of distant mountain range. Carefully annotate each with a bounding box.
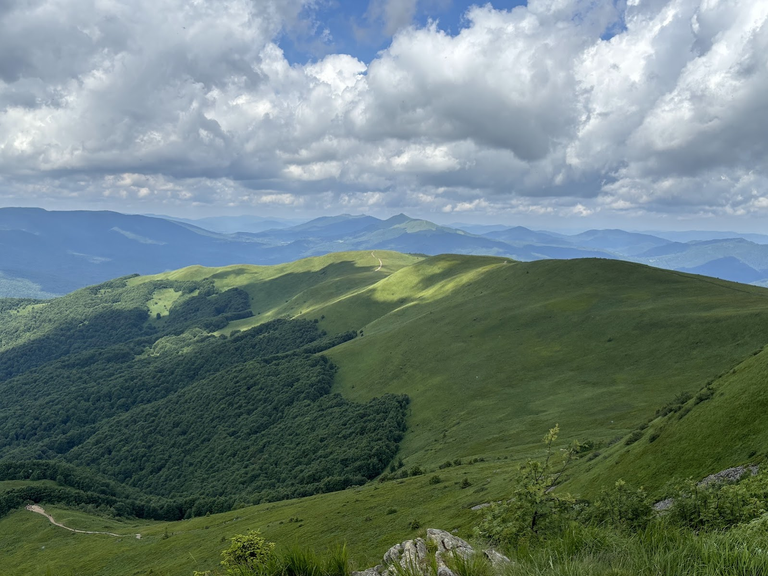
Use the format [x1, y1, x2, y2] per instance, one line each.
[2, 207, 768, 298]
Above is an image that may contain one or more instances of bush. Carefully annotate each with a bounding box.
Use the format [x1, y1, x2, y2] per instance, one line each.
[474, 425, 579, 545]
[625, 430, 644, 445]
[409, 466, 424, 477]
[220, 530, 275, 573]
[428, 475, 442, 485]
[666, 476, 766, 531]
[585, 479, 653, 532]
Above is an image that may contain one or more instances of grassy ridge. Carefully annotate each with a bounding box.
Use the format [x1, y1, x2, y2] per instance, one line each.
[328, 257, 768, 466]
[133, 251, 423, 336]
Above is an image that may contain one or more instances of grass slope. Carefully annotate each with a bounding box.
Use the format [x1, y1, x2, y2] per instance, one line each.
[327, 257, 768, 466]
[572, 344, 768, 496]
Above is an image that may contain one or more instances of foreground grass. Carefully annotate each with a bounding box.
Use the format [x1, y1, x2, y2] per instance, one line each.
[0, 460, 517, 576]
[504, 524, 768, 576]
[209, 523, 768, 576]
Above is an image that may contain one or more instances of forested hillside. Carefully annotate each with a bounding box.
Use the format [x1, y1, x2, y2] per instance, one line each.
[0, 271, 408, 519]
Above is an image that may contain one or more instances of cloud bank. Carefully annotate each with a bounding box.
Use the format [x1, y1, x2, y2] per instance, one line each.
[0, 0, 766, 222]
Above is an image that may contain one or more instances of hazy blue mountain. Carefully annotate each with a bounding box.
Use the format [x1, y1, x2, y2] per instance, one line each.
[448, 222, 510, 235]
[0, 208, 270, 296]
[517, 245, 619, 260]
[649, 230, 768, 245]
[290, 214, 382, 236]
[483, 226, 570, 246]
[678, 257, 766, 284]
[161, 215, 301, 234]
[252, 214, 517, 258]
[5, 208, 768, 298]
[241, 214, 515, 259]
[637, 238, 768, 270]
[0, 210, 519, 297]
[566, 229, 672, 256]
[633, 238, 768, 286]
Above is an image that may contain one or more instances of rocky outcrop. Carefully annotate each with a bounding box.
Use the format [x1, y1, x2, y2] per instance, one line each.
[427, 529, 474, 576]
[351, 529, 510, 576]
[699, 465, 759, 487]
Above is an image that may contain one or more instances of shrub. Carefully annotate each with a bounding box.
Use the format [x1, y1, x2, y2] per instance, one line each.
[474, 425, 579, 545]
[220, 530, 275, 573]
[694, 387, 714, 405]
[428, 475, 442, 485]
[666, 475, 766, 531]
[625, 430, 644, 445]
[586, 479, 653, 532]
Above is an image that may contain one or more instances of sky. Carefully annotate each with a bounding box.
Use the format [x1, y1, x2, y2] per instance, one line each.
[0, 0, 767, 231]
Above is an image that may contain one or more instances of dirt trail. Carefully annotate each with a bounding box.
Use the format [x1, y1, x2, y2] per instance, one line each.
[371, 252, 383, 271]
[26, 504, 141, 539]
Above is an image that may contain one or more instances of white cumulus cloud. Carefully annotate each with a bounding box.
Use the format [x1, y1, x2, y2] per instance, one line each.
[0, 0, 766, 223]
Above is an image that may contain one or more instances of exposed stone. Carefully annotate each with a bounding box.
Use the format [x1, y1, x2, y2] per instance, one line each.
[383, 543, 404, 566]
[653, 498, 674, 512]
[358, 528, 511, 576]
[426, 529, 473, 556]
[699, 465, 759, 487]
[382, 538, 428, 574]
[352, 567, 383, 576]
[483, 549, 512, 569]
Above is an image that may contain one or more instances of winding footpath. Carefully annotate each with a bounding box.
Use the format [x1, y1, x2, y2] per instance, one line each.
[371, 252, 383, 271]
[26, 504, 141, 539]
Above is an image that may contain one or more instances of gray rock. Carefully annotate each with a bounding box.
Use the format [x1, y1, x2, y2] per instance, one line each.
[383, 538, 428, 575]
[358, 527, 511, 576]
[352, 568, 383, 576]
[699, 465, 759, 487]
[426, 529, 473, 556]
[483, 549, 511, 568]
[383, 543, 404, 566]
[402, 538, 428, 569]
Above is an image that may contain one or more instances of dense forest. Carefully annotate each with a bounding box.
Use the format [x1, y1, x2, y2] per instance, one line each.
[0, 277, 408, 519]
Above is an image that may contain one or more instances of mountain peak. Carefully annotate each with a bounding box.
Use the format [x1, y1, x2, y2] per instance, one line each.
[384, 213, 414, 225]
